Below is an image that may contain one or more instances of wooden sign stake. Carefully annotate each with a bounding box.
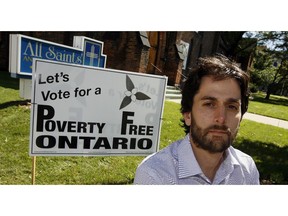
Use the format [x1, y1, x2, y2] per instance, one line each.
[32, 156, 37, 185]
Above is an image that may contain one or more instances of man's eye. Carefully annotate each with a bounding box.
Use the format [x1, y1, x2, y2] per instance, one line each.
[203, 102, 214, 107]
[228, 104, 239, 110]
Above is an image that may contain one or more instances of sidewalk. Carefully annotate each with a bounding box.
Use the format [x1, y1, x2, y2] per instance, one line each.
[242, 113, 288, 129]
[166, 99, 288, 130]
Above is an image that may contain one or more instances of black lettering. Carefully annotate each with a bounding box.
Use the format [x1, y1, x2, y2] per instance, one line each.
[47, 75, 54, 83]
[112, 138, 128, 149]
[146, 126, 154, 136]
[57, 121, 67, 132]
[37, 105, 55, 132]
[67, 121, 77, 132]
[79, 136, 95, 149]
[97, 123, 106, 134]
[129, 125, 137, 135]
[63, 74, 69, 82]
[49, 92, 57, 100]
[54, 73, 60, 83]
[130, 138, 136, 149]
[138, 125, 146, 135]
[138, 138, 152, 149]
[45, 120, 56, 131]
[41, 90, 50, 101]
[38, 74, 46, 84]
[58, 136, 78, 149]
[87, 122, 97, 133]
[93, 137, 111, 149]
[77, 122, 87, 133]
[36, 135, 56, 148]
[95, 87, 101, 95]
[121, 111, 134, 135]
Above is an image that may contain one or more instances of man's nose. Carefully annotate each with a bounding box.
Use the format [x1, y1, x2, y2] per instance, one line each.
[214, 106, 226, 124]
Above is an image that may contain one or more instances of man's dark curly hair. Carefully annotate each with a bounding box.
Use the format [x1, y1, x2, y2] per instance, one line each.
[180, 54, 250, 134]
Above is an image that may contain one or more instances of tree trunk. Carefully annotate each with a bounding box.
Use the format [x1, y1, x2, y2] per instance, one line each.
[265, 83, 274, 100]
[265, 91, 271, 100]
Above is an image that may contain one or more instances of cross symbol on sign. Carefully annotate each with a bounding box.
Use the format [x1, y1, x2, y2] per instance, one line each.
[86, 45, 99, 66]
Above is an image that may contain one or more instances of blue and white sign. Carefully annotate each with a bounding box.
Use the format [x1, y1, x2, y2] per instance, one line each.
[83, 40, 106, 67]
[9, 34, 107, 78]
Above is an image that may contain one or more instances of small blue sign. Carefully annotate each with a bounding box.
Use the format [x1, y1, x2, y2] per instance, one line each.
[84, 40, 106, 68]
[10, 34, 107, 77]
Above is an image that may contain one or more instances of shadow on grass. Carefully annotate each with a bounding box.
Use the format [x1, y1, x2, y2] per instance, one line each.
[0, 71, 19, 90]
[0, 99, 31, 110]
[251, 93, 288, 106]
[234, 138, 288, 184]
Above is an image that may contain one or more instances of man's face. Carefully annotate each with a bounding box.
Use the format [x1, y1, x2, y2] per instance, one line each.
[183, 76, 242, 153]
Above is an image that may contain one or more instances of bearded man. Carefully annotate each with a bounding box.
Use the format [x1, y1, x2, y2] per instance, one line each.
[134, 54, 260, 185]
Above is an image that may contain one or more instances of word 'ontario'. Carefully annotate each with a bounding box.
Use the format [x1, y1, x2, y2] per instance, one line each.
[35, 105, 154, 150]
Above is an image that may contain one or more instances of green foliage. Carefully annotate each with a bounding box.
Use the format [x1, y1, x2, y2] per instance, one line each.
[248, 31, 288, 96]
[253, 49, 274, 71]
[250, 46, 278, 91]
[250, 67, 277, 91]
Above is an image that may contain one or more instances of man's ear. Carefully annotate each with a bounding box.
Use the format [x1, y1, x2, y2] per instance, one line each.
[183, 112, 191, 126]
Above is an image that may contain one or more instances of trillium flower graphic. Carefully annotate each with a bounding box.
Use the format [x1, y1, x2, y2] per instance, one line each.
[119, 75, 151, 110]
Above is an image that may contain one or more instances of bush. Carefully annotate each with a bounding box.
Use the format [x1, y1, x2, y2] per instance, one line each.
[249, 83, 258, 93]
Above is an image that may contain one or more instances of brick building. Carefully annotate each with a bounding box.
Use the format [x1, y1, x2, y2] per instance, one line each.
[0, 31, 250, 86]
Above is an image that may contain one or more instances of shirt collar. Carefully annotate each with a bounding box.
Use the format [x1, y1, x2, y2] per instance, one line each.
[177, 135, 240, 179]
[224, 147, 241, 166]
[178, 135, 202, 179]
[213, 147, 243, 184]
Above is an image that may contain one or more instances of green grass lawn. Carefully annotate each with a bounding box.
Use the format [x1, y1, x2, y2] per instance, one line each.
[235, 119, 288, 184]
[249, 92, 288, 121]
[1, 71, 288, 184]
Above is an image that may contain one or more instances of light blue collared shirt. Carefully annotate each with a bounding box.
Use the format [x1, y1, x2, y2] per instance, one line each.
[134, 135, 260, 185]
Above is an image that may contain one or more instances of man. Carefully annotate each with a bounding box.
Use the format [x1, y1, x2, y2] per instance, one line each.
[134, 54, 260, 185]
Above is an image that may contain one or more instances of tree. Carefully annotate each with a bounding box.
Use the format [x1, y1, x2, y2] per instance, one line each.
[250, 45, 277, 92]
[249, 31, 288, 99]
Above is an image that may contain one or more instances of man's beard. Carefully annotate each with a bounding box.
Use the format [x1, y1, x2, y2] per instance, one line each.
[190, 115, 237, 153]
